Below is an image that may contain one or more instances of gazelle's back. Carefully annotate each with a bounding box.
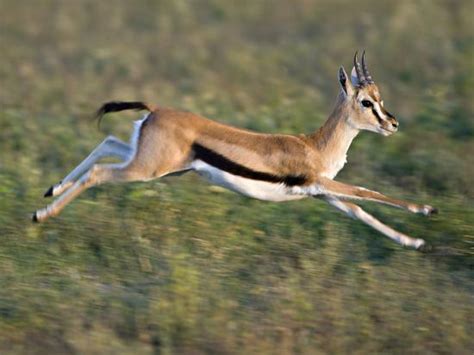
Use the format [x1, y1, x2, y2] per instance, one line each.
[148, 107, 320, 181]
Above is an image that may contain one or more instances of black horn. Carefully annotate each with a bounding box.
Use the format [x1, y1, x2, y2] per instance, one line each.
[361, 51, 374, 84]
[353, 51, 366, 86]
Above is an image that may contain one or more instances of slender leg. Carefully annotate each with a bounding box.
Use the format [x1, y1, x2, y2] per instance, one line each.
[44, 136, 132, 197]
[34, 162, 145, 223]
[318, 177, 437, 216]
[323, 196, 425, 249]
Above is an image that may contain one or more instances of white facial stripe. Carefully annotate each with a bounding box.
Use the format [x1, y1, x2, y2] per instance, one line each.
[373, 102, 387, 120]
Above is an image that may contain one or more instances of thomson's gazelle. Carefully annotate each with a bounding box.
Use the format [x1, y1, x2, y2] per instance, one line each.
[34, 52, 437, 249]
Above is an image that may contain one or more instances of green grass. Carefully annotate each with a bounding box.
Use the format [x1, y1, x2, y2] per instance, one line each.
[0, 1, 473, 353]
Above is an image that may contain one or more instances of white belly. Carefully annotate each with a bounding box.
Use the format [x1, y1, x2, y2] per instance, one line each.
[190, 160, 307, 202]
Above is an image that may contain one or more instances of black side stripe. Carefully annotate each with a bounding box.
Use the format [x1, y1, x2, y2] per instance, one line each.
[192, 143, 307, 187]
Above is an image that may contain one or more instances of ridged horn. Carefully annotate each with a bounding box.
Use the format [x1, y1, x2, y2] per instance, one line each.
[361, 50, 374, 84]
[353, 51, 366, 86]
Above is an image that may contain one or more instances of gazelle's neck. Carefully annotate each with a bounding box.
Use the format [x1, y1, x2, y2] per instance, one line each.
[308, 93, 360, 177]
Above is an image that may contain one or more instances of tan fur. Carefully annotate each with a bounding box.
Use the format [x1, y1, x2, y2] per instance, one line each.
[139, 107, 320, 182]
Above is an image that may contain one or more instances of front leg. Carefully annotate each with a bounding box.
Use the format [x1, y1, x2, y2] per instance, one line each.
[317, 177, 437, 216]
[323, 196, 425, 249]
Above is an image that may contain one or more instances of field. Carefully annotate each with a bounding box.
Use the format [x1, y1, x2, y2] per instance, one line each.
[0, 1, 473, 354]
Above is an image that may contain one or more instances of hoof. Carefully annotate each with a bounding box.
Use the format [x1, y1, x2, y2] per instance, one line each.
[44, 186, 54, 197]
[423, 205, 438, 216]
[417, 243, 434, 253]
[32, 212, 38, 223]
[414, 238, 425, 250]
[44, 181, 61, 198]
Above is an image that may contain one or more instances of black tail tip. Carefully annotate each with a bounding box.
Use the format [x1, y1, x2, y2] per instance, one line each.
[44, 186, 54, 198]
[32, 212, 38, 223]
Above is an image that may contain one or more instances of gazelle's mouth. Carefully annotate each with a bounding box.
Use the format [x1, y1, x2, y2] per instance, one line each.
[379, 125, 397, 136]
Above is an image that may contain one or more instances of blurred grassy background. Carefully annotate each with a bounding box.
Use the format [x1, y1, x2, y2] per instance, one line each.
[0, 0, 473, 353]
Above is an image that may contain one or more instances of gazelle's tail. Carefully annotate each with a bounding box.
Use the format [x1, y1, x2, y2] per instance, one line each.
[96, 101, 157, 128]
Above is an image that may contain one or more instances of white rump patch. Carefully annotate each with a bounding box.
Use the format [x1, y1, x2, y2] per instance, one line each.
[123, 114, 149, 166]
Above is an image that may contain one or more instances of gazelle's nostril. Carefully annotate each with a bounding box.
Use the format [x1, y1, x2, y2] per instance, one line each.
[392, 121, 399, 128]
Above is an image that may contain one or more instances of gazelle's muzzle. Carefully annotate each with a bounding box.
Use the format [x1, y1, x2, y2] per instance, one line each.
[379, 116, 399, 135]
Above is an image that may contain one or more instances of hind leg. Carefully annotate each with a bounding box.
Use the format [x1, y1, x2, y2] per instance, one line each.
[44, 136, 132, 197]
[34, 162, 146, 222]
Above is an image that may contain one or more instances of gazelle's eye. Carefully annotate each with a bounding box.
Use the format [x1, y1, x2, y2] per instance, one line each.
[361, 100, 372, 108]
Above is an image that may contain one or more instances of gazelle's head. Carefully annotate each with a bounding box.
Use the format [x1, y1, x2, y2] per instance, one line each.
[338, 51, 399, 136]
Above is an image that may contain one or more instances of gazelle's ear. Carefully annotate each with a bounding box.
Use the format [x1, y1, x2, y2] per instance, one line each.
[339, 66, 354, 96]
[350, 66, 361, 87]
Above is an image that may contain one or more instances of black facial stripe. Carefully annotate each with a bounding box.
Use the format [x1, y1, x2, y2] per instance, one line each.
[192, 143, 307, 186]
[371, 107, 383, 124]
[382, 107, 395, 118]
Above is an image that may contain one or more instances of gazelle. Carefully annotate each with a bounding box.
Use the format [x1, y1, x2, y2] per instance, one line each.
[34, 52, 437, 249]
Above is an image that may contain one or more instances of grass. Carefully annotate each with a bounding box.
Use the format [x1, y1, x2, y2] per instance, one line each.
[0, 1, 473, 353]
